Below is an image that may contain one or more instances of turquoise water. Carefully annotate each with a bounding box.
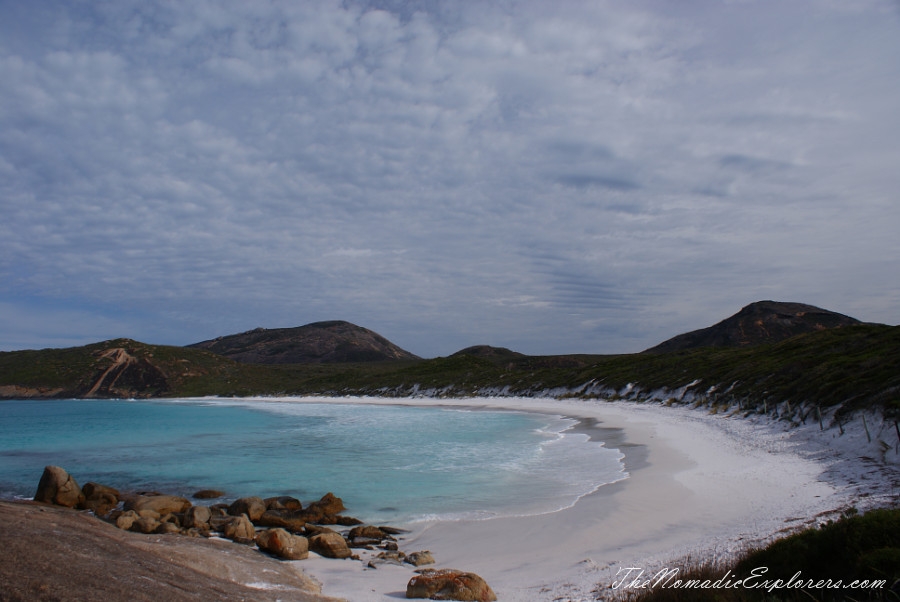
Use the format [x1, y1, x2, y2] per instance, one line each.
[0, 398, 625, 524]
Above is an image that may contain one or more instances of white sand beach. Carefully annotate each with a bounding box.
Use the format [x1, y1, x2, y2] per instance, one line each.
[280, 396, 900, 601]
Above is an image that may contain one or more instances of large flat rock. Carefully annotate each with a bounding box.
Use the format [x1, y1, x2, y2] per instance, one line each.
[0, 500, 339, 602]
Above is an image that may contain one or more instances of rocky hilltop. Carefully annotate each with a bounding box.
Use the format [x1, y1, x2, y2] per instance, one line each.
[451, 345, 525, 360]
[643, 300, 862, 354]
[187, 320, 420, 364]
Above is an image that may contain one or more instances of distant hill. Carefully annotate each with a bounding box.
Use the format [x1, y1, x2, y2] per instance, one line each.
[0, 338, 252, 399]
[451, 345, 525, 360]
[643, 300, 862, 354]
[2, 303, 896, 416]
[186, 320, 420, 364]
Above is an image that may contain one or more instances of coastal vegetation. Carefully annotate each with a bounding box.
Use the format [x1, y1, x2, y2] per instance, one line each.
[611, 507, 900, 601]
[1, 323, 898, 423]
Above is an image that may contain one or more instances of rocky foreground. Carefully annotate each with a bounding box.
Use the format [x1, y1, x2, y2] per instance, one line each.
[18, 465, 496, 602]
[0, 500, 334, 602]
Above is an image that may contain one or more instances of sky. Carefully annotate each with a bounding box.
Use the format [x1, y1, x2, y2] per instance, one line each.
[1, 0, 899, 358]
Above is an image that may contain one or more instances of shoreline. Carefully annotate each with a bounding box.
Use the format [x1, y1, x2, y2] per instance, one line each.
[254, 395, 893, 601]
[5, 395, 898, 601]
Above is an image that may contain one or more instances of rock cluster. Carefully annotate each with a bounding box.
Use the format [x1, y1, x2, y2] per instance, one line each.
[33, 466, 495, 601]
[32, 466, 361, 558]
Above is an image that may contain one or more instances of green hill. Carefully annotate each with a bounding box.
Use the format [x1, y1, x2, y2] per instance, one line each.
[2, 325, 898, 422]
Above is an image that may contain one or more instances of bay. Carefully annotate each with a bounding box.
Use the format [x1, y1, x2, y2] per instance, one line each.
[0, 398, 625, 524]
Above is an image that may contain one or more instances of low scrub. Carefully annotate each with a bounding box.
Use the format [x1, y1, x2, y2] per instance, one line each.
[607, 507, 900, 601]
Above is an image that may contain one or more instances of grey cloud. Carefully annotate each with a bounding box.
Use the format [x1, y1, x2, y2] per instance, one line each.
[554, 174, 641, 191]
[1, 0, 898, 357]
[543, 140, 617, 161]
[718, 154, 794, 174]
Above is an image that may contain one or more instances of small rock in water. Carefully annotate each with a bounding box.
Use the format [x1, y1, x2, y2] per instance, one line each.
[228, 496, 267, 522]
[193, 489, 225, 500]
[126, 495, 191, 516]
[303, 492, 345, 523]
[264, 495, 303, 511]
[336, 515, 363, 526]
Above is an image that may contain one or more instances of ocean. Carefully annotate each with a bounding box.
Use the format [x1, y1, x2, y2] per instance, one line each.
[0, 398, 626, 525]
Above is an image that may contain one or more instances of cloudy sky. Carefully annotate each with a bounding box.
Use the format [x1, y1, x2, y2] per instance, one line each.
[2, 0, 899, 358]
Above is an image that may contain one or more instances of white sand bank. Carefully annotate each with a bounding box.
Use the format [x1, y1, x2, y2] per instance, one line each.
[260, 396, 897, 601]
